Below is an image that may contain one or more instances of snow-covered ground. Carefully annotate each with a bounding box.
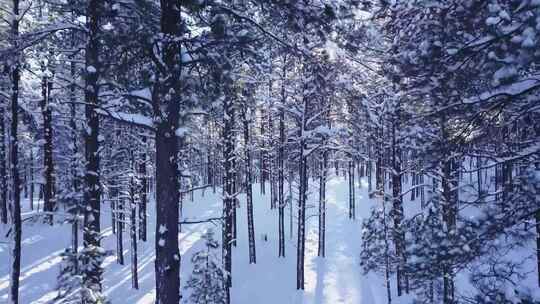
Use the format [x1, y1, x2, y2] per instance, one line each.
[0, 176, 390, 303]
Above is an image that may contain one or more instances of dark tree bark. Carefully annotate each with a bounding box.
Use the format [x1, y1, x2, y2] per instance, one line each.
[348, 160, 355, 220]
[117, 196, 124, 265]
[242, 107, 256, 264]
[0, 84, 7, 224]
[129, 153, 138, 289]
[82, 0, 103, 298]
[381, 171, 392, 304]
[477, 156, 483, 196]
[153, 2, 182, 303]
[269, 110, 277, 209]
[29, 148, 34, 211]
[535, 209, 540, 287]
[318, 151, 328, 257]
[9, 1, 22, 302]
[69, 47, 79, 270]
[139, 136, 147, 242]
[391, 117, 407, 296]
[440, 120, 457, 304]
[289, 168, 294, 240]
[278, 58, 287, 257]
[296, 96, 309, 290]
[260, 108, 267, 195]
[278, 102, 286, 258]
[41, 70, 55, 224]
[297, 149, 308, 290]
[222, 89, 236, 303]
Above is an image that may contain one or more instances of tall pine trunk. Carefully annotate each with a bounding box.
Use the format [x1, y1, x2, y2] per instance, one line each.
[278, 104, 286, 257]
[116, 195, 124, 265]
[129, 153, 138, 289]
[139, 136, 147, 242]
[296, 96, 309, 290]
[69, 48, 79, 269]
[348, 160, 355, 219]
[391, 118, 407, 296]
[318, 151, 328, 257]
[153, 2, 182, 303]
[0, 83, 7, 224]
[536, 210, 540, 288]
[441, 120, 457, 304]
[222, 92, 235, 303]
[81, 0, 104, 300]
[242, 108, 256, 264]
[9, 1, 22, 302]
[41, 71, 54, 224]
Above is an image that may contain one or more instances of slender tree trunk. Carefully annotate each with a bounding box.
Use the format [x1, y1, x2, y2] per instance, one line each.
[0, 88, 7, 224]
[23, 165, 27, 199]
[232, 152, 237, 249]
[278, 104, 285, 257]
[139, 136, 147, 242]
[318, 151, 328, 257]
[222, 93, 235, 304]
[380, 166, 391, 304]
[289, 169, 293, 240]
[391, 118, 407, 296]
[260, 108, 267, 195]
[41, 72, 55, 224]
[117, 195, 124, 265]
[269, 112, 276, 209]
[296, 97, 309, 290]
[535, 209, 540, 287]
[420, 172, 425, 208]
[411, 171, 416, 201]
[242, 109, 256, 264]
[477, 156, 482, 196]
[129, 158, 138, 289]
[29, 149, 34, 211]
[441, 121, 457, 304]
[297, 150, 307, 290]
[348, 160, 355, 219]
[9, 2, 22, 302]
[70, 52, 79, 271]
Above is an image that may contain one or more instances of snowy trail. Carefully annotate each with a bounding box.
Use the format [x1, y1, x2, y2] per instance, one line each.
[0, 177, 388, 303]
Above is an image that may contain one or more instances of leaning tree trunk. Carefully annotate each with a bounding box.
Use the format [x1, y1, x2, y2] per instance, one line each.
[154, 2, 182, 303]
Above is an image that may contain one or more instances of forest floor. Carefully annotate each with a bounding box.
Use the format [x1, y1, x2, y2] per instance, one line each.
[0, 175, 393, 303]
[2, 173, 539, 303]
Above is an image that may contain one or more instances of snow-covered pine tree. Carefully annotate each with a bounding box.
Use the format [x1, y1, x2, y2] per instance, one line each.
[185, 230, 226, 304]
